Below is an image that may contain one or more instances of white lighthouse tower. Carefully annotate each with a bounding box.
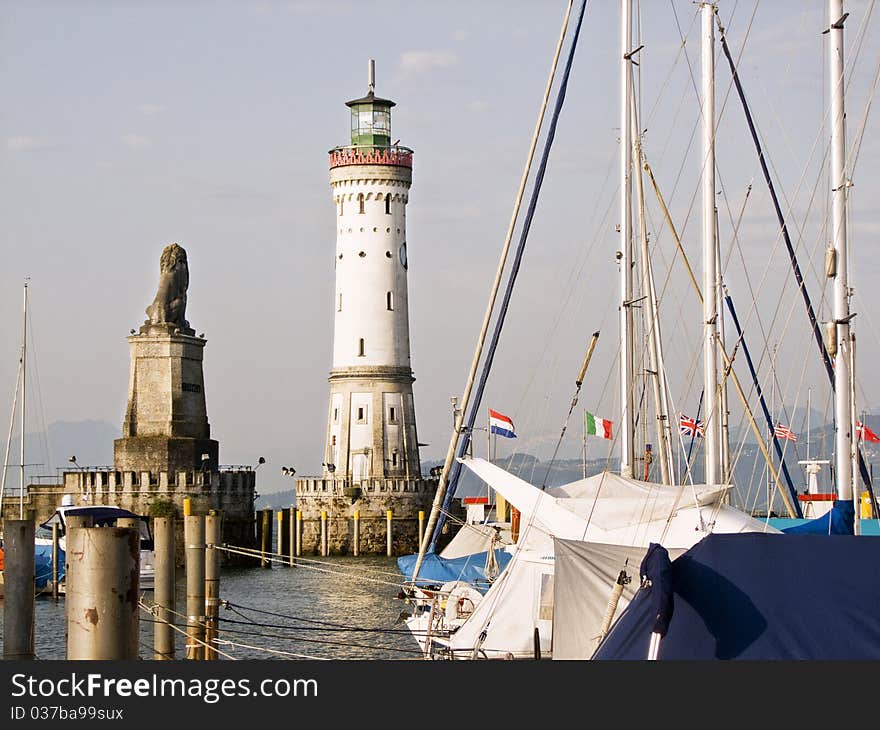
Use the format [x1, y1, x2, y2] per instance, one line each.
[326, 59, 420, 481]
[296, 61, 436, 555]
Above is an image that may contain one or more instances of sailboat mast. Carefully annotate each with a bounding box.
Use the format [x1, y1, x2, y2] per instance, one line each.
[829, 0, 853, 503]
[619, 0, 635, 479]
[19, 279, 28, 519]
[631, 83, 672, 486]
[701, 3, 721, 485]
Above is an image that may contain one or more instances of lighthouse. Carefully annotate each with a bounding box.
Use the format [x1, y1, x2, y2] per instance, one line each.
[295, 61, 436, 556]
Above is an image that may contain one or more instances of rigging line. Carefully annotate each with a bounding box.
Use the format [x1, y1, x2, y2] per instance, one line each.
[222, 602, 438, 636]
[0, 356, 23, 520]
[214, 546, 407, 588]
[720, 13, 880, 514]
[219, 609, 424, 656]
[137, 601, 237, 660]
[214, 640, 328, 661]
[218, 616, 426, 657]
[414, 0, 578, 581]
[211, 544, 405, 578]
[429, 0, 591, 552]
[539, 333, 600, 489]
[218, 615, 432, 638]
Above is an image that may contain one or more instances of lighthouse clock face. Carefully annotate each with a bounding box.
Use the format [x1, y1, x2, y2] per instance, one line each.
[399, 241, 408, 269]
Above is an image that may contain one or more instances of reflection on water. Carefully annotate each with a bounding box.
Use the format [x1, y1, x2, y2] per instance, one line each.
[0, 556, 419, 660]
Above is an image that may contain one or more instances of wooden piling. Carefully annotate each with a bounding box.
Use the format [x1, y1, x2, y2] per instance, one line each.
[288, 506, 295, 566]
[386, 509, 393, 557]
[260, 509, 272, 568]
[295, 509, 302, 557]
[3, 519, 35, 659]
[185, 514, 206, 660]
[320, 510, 328, 557]
[353, 510, 360, 557]
[153, 516, 175, 660]
[66, 526, 139, 660]
[51, 521, 60, 601]
[204, 510, 221, 661]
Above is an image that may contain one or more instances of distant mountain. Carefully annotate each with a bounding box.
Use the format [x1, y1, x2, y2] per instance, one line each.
[11, 420, 117, 478]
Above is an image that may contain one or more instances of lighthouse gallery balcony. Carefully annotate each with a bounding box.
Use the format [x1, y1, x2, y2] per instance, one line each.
[329, 144, 413, 169]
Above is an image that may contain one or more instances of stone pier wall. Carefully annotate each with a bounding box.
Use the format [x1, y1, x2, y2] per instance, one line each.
[294, 476, 438, 555]
[1, 468, 257, 566]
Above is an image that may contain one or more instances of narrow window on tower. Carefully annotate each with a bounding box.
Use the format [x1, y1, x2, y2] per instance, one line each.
[357, 406, 366, 423]
[338, 293, 342, 312]
[333, 408, 338, 423]
[386, 291, 393, 311]
[385, 194, 391, 215]
[389, 406, 397, 423]
[339, 198, 344, 216]
[358, 338, 365, 357]
[391, 451, 398, 467]
[358, 193, 365, 214]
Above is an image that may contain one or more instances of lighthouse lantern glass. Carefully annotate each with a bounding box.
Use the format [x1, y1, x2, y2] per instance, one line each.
[350, 102, 391, 148]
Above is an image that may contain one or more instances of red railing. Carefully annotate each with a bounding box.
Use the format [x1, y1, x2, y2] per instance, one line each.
[329, 145, 413, 169]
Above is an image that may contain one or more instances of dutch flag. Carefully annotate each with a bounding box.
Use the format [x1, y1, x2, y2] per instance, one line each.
[489, 409, 516, 439]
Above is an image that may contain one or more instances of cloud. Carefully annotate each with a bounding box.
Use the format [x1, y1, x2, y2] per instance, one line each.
[6, 136, 55, 151]
[137, 104, 166, 116]
[122, 133, 151, 149]
[398, 50, 458, 77]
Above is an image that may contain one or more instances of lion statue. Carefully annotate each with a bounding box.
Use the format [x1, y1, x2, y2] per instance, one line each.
[145, 243, 190, 330]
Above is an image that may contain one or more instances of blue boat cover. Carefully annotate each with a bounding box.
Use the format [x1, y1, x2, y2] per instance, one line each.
[593, 532, 880, 659]
[780, 499, 854, 535]
[34, 544, 64, 590]
[397, 549, 511, 592]
[640, 543, 674, 637]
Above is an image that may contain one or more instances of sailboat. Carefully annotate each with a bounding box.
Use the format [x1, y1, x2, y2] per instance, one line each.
[399, 0, 802, 660]
[0, 280, 31, 600]
[580, 0, 880, 660]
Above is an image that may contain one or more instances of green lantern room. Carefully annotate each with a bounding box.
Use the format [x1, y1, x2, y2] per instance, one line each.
[346, 91, 394, 148]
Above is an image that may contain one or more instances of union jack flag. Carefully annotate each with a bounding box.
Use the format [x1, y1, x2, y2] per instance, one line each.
[679, 413, 705, 438]
[773, 422, 798, 442]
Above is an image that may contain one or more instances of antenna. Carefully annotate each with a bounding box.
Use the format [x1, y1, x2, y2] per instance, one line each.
[368, 58, 375, 93]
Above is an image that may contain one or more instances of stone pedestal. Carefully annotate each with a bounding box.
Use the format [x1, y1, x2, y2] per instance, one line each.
[114, 324, 218, 473]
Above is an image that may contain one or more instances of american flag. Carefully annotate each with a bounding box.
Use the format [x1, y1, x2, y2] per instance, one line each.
[773, 422, 798, 442]
[679, 413, 705, 438]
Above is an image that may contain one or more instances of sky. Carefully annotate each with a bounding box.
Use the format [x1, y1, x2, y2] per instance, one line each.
[2, 0, 880, 494]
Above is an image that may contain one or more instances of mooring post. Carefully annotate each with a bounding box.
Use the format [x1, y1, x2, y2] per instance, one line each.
[386, 509, 393, 557]
[62, 514, 93, 600]
[51, 521, 60, 601]
[66, 526, 139, 660]
[418, 510, 425, 548]
[353, 510, 360, 557]
[288, 506, 295, 566]
[261, 508, 272, 568]
[276, 509, 286, 560]
[3, 518, 35, 659]
[204, 510, 221, 661]
[185, 513, 206, 660]
[320, 510, 328, 557]
[295, 509, 302, 557]
[153, 515, 175, 660]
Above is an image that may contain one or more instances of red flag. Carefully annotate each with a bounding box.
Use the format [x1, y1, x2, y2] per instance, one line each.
[857, 421, 880, 443]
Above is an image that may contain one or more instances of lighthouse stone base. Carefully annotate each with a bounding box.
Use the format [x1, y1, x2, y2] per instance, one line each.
[295, 477, 438, 555]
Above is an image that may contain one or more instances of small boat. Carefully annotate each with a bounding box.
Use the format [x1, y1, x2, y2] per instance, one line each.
[34, 495, 156, 594]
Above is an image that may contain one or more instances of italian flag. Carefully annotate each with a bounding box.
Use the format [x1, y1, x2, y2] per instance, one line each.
[585, 411, 613, 440]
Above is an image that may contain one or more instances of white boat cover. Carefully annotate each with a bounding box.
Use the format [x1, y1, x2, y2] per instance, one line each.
[435, 458, 780, 659]
[552, 538, 685, 659]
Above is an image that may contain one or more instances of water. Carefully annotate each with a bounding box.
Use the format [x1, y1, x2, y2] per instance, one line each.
[0, 556, 421, 660]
